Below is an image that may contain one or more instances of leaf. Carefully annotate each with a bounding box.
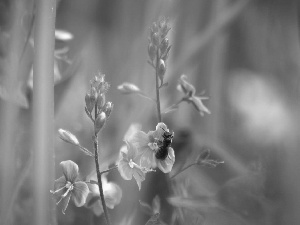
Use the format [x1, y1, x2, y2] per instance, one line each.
[145, 213, 161, 225]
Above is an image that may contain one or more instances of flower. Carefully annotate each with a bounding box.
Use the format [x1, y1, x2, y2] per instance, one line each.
[85, 172, 122, 216]
[177, 74, 211, 116]
[117, 141, 147, 190]
[129, 122, 175, 173]
[50, 160, 89, 214]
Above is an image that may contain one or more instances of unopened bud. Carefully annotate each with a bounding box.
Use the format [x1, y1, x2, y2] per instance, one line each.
[151, 32, 160, 46]
[158, 59, 166, 81]
[58, 129, 79, 145]
[151, 22, 159, 33]
[85, 93, 94, 113]
[90, 87, 98, 105]
[104, 102, 113, 118]
[148, 43, 156, 62]
[159, 18, 170, 38]
[95, 112, 106, 134]
[117, 82, 141, 94]
[96, 94, 105, 109]
[160, 38, 169, 55]
[161, 45, 171, 61]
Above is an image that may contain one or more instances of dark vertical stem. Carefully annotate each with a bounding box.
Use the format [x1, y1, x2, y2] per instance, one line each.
[93, 104, 111, 225]
[155, 50, 162, 122]
[32, 0, 56, 224]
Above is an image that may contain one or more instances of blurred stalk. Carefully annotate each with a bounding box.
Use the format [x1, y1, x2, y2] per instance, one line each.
[32, 0, 56, 225]
[0, 1, 24, 224]
[205, 0, 227, 148]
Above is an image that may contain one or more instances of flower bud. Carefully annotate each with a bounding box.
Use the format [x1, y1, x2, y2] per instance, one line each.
[58, 129, 79, 145]
[151, 22, 159, 33]
[96, 94, 105, 109]
[157, 59, 166, 81]
[161, 45, 171, 61]
[160, 38, 169, 55]
[104, 102, 113, 118]
[159, 18, 170, 38]
[85, 92, 94, 113]
[90, 87, 98, 105]
[117, 82, 141, 94]
[95, 112, 106, 134]
[151, 32, 160, 46]
[148, 43, 156, 62]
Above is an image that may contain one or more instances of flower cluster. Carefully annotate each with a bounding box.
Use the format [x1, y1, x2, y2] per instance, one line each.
[148, 17, 171, 85]
[50, 160, 122, 215]
[117, 123, 175, 190]
[85, 74, 113, 133]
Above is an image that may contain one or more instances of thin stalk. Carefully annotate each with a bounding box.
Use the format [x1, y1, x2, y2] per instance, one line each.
[100, 165, 118, 175]
[170, 163, 197, 179]
[32, 0, 56, 225]
[93, 104, 111, 225]
[155, 50, 162, 122]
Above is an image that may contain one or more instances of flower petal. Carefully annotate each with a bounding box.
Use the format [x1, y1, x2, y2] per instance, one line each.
[178, 74, 196, 96]
[117, 159, 133, 180]
[190, 96, 211, 116]
[132, 167, 146, 190]
[103, 182, 122, 208]
[140, 149, 156, 169]
[72, 181, 89, 207]
[60, 160, 79, 182]
[91, 201, 104, 216]
[156, 147, 175, 173]
[130, 131, 150, 149]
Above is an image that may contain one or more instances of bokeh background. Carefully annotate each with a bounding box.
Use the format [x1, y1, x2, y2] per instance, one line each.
[1, 0, 300, 224]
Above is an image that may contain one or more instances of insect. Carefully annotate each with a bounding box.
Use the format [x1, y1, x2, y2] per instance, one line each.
[155, 128, 174, 160]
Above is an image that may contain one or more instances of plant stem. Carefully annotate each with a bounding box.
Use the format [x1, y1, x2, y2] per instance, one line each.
[93, 104, 111, 225]
[155, 50, 162, 122]
[32, 0, 57, 224]
[170, 163, 197, 179]
[100, 165, 118, 175]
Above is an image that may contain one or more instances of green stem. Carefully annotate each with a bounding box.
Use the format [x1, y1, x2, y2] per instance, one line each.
[170, 163, 197, 179]
[100, 165, 118, 175]
[32, 0, 56, 224]
[155, 50, 162, 122]
[162, 98, 184, 114]
[93, 104, 111, 225]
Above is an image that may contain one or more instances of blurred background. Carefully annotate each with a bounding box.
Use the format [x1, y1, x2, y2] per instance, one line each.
[1, 0, 300, 224]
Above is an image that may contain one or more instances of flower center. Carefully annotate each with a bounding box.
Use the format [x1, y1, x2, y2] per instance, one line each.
[65, 181, 73, 190]
[129, 159, 135, 168]
[148, 142, 159, 151]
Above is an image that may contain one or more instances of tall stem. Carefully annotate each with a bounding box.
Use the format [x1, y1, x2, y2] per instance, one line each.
[93, 104, 111, 225]
[155, 50, 162, 122]
[32, 0, 56, 225]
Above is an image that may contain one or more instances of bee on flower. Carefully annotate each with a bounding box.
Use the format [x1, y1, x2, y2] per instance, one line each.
[128, 122, 175, 174]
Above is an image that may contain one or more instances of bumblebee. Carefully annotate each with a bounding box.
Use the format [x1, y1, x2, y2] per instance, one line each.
[155, 128, 174, 160]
